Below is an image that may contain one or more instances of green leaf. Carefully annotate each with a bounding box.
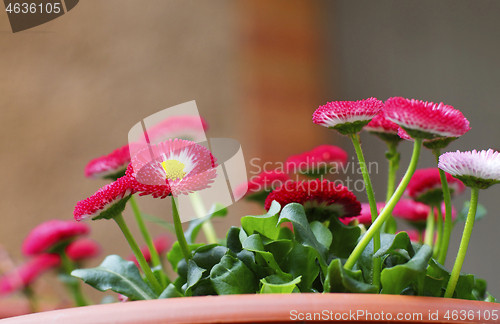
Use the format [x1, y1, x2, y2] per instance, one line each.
[243, 234, 291, 280]
[328, 217, 361, 258]
[280, 241, 320, 292]
[264, 239, 293, 265]
[260, 275, 301, 294]
[185, 259, 206, 296]
[485, 292, 498, 303]
[210, 254, 258, 294]
[374, 232, 415, 258]
[184, 203, 228, 244]
[324, 259, 378, 293]
[380, 245, 432, 295]
[473, 278, 487, 301]
[356, 232, 415, 283]
[428, 259, 476, 300]
[71, 255, 157, 300]
[310, 221, 333, 250]
[241, 201, 281, 240]
[192, 244, 228, 272]
[226, 226, 243, 253]
[159, 283, 183, 298]
[455, 201, 487, 224]
[167, 242, 204, 272]
[141, 213, 176, 233]
[278, 203, 328, 267]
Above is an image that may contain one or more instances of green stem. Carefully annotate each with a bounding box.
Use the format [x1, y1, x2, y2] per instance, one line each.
[445, 187, 479, 298]
[60, 252, 89, 307]
[171, 196, 192, 262]
[434, 206, 443, 259]
[424, 208, 435, 248]
[129, 195, 167, 288]
[344, 138, 422, 270]
[349, 133, 381, 288]
[22, 286, 38, 313]
[433, 149, 453, 265]
[189, 192, 218, 244]
[383, 141, 400, 233]
[113, 214, 163, 295]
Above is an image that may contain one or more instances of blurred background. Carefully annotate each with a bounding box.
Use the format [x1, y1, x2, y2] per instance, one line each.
[1, 0, 499, 306]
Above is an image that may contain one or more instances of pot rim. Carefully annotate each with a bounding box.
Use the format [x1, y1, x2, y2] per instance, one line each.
[1, 293, 499, 324]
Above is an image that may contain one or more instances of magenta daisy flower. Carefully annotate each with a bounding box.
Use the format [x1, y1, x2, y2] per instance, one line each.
[65, 238, 101, 262]
[264, 179, 361, 222]
[364, 111, 402, 143]
[397, 126, 462, 150]
[234, 170, 291, 205]
[74, 176, 134, 221]
[128, 139, 218, 197]
[384, 97, 470, 140]
[144, 115, 209, 144]
[84, 144, 131, 180]
[438, 149, 500, 189]
[392, 199, 430, 223]
[312, 97, 384, 135]
[285, 145, 348, 176]
[22, 220, 90, 256]
[0, 254, 60, 296]
[405, 168, 465, 206]
[127, 235, 172, 267]
[340, 202, 384, 226]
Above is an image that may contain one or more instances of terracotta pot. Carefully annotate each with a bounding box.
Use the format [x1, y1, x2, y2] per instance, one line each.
[1, 294, 499, 324]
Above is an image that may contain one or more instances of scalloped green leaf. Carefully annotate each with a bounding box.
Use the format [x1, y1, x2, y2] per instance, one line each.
[241, 201, 281, 240]
[71, 255, 157, 300]
[324, 258, 377, 294]
[210, 254, 258, 295]
[260, 275, 301, 294]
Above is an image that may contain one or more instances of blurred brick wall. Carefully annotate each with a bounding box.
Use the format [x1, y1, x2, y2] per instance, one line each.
[0, 0, 331, 302]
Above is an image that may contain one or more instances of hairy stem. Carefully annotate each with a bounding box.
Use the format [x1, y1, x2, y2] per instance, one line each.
[344, 138, 422, 270]
[445, 187, 479, 298]
[60, 252, 89, 307]
[171, 196, 192, 262]
[349, 133, 381, 288]
[424, 207, 435, 248]
[189, 192, 218, 244]
[433, 149, 453, 265]
[129, 195, 167, 287]
[383, 141, 400, 233]
[434, 206, 443, 259]
[114, 214, 163, 295]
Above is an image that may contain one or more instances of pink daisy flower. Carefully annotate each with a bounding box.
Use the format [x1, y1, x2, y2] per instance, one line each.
[364, 111, 402, 143]
[285, 145, 348, 176]
[392, 199, 430, 223]
[312, 97, 384, 135]
[384, 97, 470, 140]
[264, 179, 361, 222]
[144, 115, 209, 144]
[126, 235, 172, 267]
[65, 238, 101, 262]
[22, 220, 90, 256]
[234, 170, 291, 204]
[73, 176, 134, 221]
[340, 202, 384, 226]
[405, 168, 466, 206]
[439, 149, 500, 189]
[84, 144, 131, 180]
[0, 254, 60, 296]
[128, 139, 218, 197]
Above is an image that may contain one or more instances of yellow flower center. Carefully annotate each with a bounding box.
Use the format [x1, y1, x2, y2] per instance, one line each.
[161, 160, 187, 181]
